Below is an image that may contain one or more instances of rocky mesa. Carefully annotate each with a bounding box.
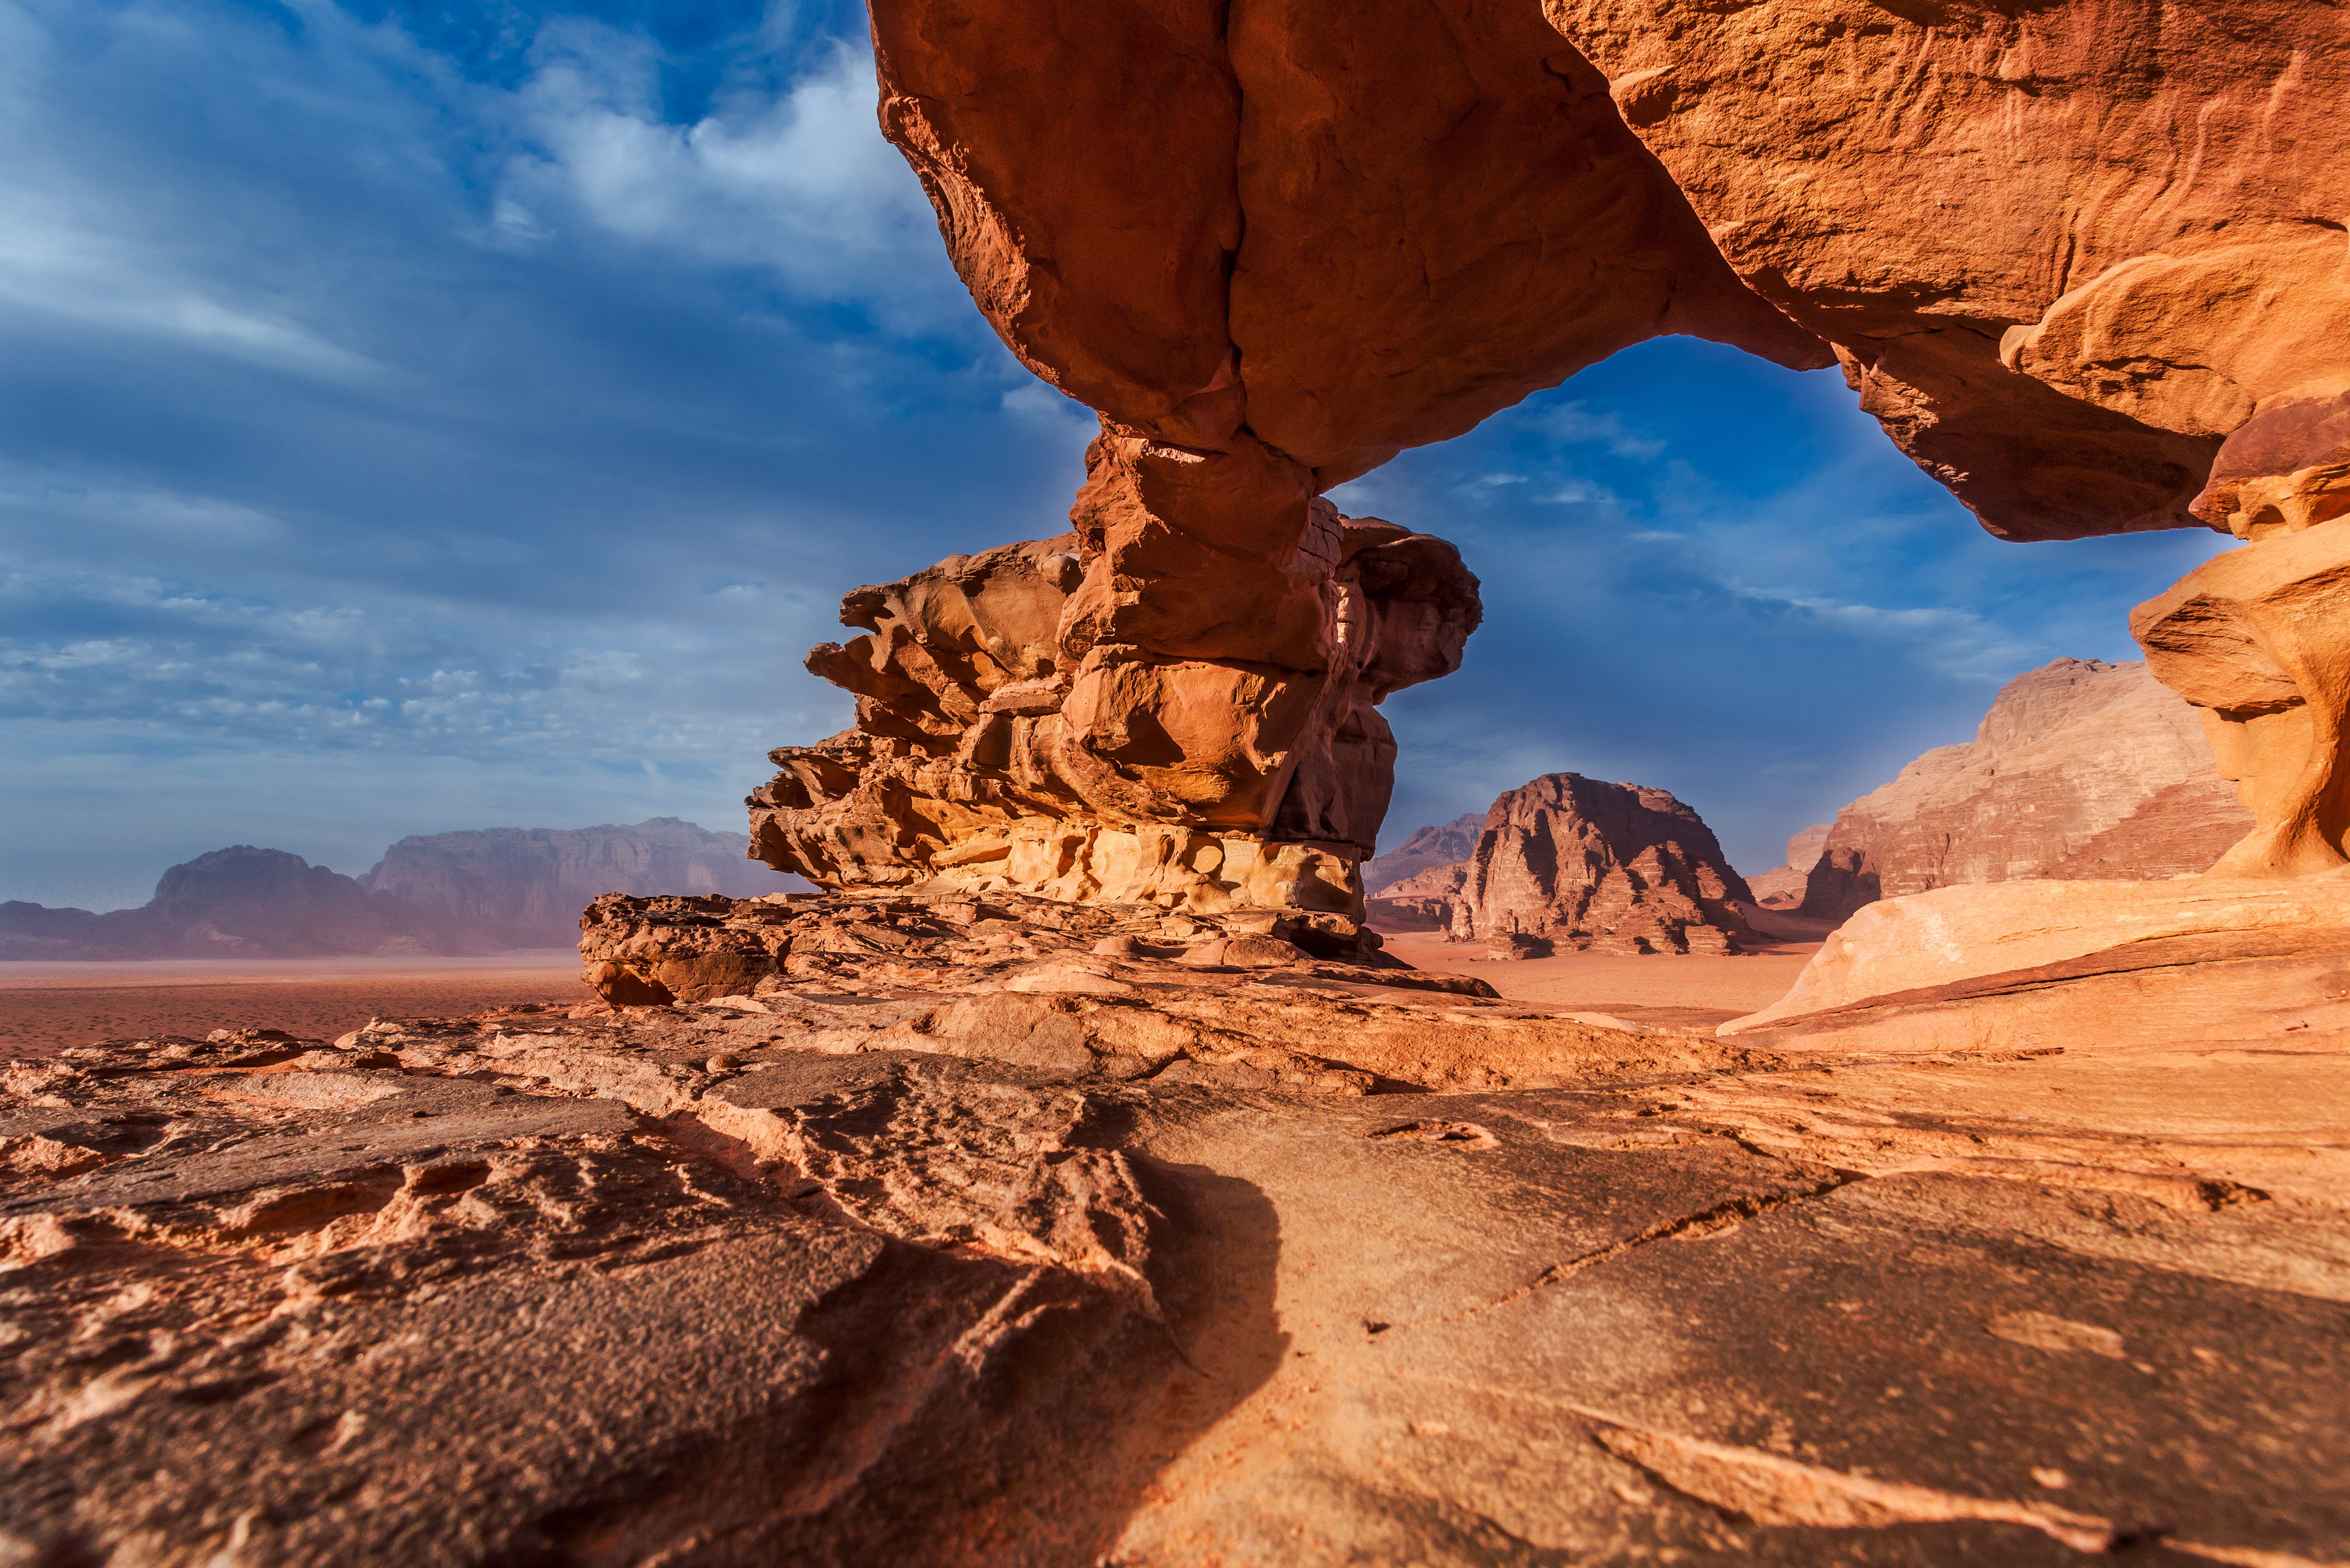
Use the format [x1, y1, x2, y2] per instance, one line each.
[1369, 773, 1757, 956]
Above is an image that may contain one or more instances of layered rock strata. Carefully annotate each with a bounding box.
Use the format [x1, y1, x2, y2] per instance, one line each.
[1800, 660, 2253, 922]
[751, 527, 1479, 918]
[1371, 774, 1756, 956]
[1723, 875, 2350, 1081]
[7, 907, 2346, 1563]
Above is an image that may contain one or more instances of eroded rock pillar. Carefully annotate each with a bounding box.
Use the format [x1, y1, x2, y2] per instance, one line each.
[747, 476, 1482, 918]
[2133, 390, 2350, 877]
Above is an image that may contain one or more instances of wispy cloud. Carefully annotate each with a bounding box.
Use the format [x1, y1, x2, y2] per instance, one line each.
[502, 25, 961, 328]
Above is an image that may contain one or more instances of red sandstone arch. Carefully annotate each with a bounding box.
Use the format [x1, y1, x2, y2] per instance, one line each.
[750, 0, 2350, 911]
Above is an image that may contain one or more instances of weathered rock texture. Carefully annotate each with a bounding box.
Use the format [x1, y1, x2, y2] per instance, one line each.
[1406, 774, 1756, 956]
[2134, 514, 2350, 878]
[1799, 660, 2253, 922]
[751, 527, 1479, 919]
[1542, 0, 2350, 541]
[1745, 824, 1831, 909]
[8, 895, 2347, 1564]
[1361, 812, 1485, 895]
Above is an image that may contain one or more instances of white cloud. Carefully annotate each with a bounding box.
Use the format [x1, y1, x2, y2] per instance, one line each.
[1000, 382, 1096, 442]
[506, 28, 961, 328]
[0, 189, 381, 379]
[1530, 401, 1667, 460]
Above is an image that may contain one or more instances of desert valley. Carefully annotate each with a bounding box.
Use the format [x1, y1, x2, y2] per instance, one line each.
[7, 0, 2350, 1563]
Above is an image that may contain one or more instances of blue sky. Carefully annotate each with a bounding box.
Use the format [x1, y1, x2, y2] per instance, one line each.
[0, 0, 2231, 911]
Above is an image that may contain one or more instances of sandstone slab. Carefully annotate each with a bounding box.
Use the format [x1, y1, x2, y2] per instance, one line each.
[7, 898, 2346, 1563]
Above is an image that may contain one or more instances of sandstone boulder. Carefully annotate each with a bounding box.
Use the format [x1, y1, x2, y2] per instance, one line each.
[1799, 660, 2253, 922]
[2134, 512, 2350, 878]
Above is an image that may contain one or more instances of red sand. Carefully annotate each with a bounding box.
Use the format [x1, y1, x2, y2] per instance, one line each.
[0, 923, 1831, 1056]
[1374, 932, 1823, 1029]
[0, 954, 586, 1056]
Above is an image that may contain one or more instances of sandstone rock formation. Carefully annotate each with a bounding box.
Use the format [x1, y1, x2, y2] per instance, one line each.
[1365, 857, 1472, 935]
[750, 526, 1479, 919]
[8, 895, 2347, 1563]
[1798, 660, 2253, 922]
[2134, 508, 2350, 878]
[1744, 824, 1830, 910]
[1361, 812, 1484, 895]
[1541, 0, 2350, 542]
[1368, 774, 1756, 956]
[364, 818, 796, 947]
[821, 0, 2350, 922]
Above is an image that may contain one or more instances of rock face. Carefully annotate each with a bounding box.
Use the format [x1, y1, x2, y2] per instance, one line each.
[8, 895, 2347, 1564]
[1540, 0, 2350, 541]
[1745, 824, 1831, 909]
[1799, 660, 2253, 922]
[750, 527, 1480, 918]
[365, 818, 795, 947]
[2134, 506, 2350, 878]
[1388, 774, 1757, 956]
[871, 0, 2345, 550]
[1361, 812, 1484, 895]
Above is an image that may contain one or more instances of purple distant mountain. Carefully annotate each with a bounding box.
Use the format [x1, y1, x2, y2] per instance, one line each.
[0, 819, 801, 960]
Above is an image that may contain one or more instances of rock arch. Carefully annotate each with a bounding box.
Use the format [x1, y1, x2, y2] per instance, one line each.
[750, 0, 2350, 914]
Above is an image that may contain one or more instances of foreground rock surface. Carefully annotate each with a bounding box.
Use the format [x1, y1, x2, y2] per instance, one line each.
[6, 899, 2345, 1565]
[1801, 660, 2253, 922]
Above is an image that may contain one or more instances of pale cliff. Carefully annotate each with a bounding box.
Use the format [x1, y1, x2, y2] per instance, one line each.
[1799, 659, 2253, 921]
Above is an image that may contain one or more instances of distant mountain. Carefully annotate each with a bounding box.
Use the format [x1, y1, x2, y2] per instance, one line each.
[0, 846, 459, 961]
[362, 819, 798, 947]
[0, 819, 802, 961]
[1361, 813, 1484, 895]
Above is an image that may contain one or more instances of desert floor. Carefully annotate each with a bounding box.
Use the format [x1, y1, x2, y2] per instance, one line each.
[2, 920, 1832, 1057]
[1374, 926, 1825, 1029]
[0, 952, 587, 1055]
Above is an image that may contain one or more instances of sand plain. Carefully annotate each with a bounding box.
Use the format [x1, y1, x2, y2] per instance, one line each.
[1373, 931, 1822, 1028]
[0, 953, 586, 1056]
